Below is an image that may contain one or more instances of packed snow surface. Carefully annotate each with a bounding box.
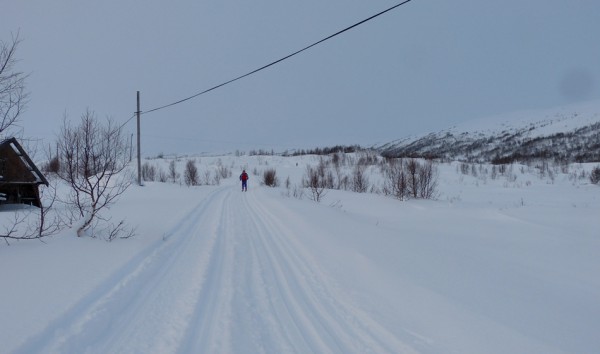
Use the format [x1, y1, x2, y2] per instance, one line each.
[1, 155, 599, 353]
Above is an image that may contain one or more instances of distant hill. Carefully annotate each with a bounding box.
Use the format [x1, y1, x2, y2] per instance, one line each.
[377, 100, 600, 163]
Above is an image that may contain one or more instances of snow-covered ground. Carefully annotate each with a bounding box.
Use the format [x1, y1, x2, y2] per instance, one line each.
[1, 155, 599, 354]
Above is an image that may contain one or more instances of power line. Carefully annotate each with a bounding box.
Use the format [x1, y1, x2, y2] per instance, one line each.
[118, 113, 136, 131]
[142, 0, 414, 115]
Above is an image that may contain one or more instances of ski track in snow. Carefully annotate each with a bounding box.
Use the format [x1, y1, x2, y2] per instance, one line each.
[14, 186, 417, 354]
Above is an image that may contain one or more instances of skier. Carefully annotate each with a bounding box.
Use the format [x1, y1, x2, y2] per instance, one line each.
[240, 170, 249, 191]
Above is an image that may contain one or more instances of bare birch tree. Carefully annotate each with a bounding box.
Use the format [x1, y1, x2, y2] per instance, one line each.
[55, 110, 132, 237]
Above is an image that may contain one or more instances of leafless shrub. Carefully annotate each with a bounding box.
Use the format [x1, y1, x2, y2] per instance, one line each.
[418, 160, 439, 199]
[1, 183, 64, 244]
[406, 158, 419, 199]
[203, 170, 212, 185]
[590, 165, 600, 184]
[303, 165, 327, 202]
[293, 185, 305, 199]
[332, 154, 345, 189]
[184, 159, 199, 186]
[141, 162, 156, 181]
[352, 164, 369, 193]
[263, 168, 278, 187]
[168, 160, 179, 183]
[314, 158, 335, 189]
[338, 174, 350, 191]
[459, 163, 470, 175]
[316, 157, 327, 176]
[383, 158, 438, 200]
[383, 158, 408, 200]
[216, 165, 231, 179]
[158, 167, 168, 182]
[43, 156, 60, 173]
[498, 164, 507, 175]
[491, 165, 498, 180]
[105, 220, 136, 242]
[332, 152, 341, 168]
[471, 164, 478, 177]
[357, 151, 379, 166]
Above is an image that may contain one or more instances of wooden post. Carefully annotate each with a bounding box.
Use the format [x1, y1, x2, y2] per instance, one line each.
[137, 91, 142, 186]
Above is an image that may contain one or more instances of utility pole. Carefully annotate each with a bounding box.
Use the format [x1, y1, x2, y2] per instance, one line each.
[136, 91, 142, 186]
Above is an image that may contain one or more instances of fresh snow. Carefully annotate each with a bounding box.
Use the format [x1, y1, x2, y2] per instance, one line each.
[1, 155, 599, 354]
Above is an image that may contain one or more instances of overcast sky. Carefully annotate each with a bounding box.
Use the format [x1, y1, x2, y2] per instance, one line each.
[3, 0, 600, 156]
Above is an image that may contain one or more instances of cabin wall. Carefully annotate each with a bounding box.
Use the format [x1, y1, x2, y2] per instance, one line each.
[0, 141, 44, 208]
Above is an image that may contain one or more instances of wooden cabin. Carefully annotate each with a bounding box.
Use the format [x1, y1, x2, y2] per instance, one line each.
[0, 137, 49, 208]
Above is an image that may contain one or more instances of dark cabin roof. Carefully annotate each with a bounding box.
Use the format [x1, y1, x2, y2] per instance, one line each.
[0, 137, 49, 186]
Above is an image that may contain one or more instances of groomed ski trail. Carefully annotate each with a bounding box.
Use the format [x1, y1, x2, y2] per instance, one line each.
[15, 186, 418, 354]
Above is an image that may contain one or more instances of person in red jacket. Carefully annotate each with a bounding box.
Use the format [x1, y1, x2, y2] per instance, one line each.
[240, 170, 249, 191]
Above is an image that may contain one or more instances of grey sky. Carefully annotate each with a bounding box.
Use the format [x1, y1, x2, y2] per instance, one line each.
[3, 0, 600, 156]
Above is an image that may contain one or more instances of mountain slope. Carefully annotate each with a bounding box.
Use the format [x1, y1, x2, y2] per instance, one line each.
[378, 100, 600, 163]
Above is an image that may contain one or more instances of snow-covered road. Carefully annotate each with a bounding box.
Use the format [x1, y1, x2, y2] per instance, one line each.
[14, 186, 418, 354]
[6, 155, 600, 354]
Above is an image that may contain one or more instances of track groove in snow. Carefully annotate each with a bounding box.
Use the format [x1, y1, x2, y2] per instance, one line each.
[14, 187, 228, 354]
[13, 186, 417, 353]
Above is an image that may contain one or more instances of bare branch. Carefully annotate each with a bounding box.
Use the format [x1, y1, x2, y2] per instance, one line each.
[0, 31, 29, 134]
[0, 183, 63, 244]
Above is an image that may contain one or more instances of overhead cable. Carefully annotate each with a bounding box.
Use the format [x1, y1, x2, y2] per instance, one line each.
[141, 0, 414, 116]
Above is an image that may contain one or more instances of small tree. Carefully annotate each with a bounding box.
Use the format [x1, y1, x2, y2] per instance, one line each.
[55, 110, 132, 237]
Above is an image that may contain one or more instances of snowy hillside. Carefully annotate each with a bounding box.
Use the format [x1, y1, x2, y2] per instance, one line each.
[378, 100, 600, 163]
[1, 153, 599, 354]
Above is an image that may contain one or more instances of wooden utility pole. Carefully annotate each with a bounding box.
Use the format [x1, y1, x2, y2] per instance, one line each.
[136, 91, 142, 186]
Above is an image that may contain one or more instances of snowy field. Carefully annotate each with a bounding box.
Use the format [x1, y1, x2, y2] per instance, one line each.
[1, 154, 599, 354]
